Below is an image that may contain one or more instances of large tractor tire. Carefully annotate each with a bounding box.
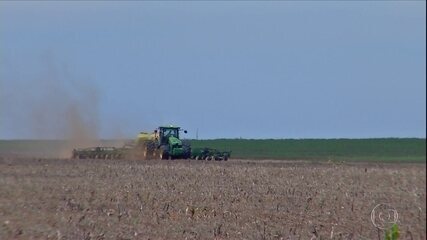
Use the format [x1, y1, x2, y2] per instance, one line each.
[159, 151, 169, 160]
[182, 140, 191, 160]
[159, 146, 169, 160]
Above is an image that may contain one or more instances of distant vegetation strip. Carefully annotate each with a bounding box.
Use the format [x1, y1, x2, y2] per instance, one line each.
[0, 138, 425, 162]
[190, 138, 426, 162]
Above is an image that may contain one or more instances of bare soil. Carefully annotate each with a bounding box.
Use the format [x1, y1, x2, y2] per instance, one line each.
[0, 158, 425, 239]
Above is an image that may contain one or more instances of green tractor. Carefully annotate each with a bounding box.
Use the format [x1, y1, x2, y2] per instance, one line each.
[71, 125, 229, 161]
[71, 125, 191, 160]
[136, 125, 191, 160]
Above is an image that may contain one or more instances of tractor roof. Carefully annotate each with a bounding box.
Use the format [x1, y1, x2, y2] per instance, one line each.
[159, 125, 180, 129]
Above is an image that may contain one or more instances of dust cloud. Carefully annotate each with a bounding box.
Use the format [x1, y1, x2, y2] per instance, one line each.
[2, 57, 104, 158]
[35, 61, 103, 157]
[1, 53, 145, 159]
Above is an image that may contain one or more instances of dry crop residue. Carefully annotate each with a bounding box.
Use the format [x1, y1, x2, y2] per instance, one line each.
[0, 158, 425, 239]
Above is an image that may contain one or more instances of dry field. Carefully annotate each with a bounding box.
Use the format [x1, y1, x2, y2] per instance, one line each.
[0, 158, 425, 239]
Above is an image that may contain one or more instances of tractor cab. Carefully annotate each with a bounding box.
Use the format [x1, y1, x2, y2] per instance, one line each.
[152, 125, 190, 159]
[156, 126, 185, 145]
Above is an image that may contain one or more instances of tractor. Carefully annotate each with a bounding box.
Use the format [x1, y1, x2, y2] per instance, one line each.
[135, 125, 191, 160]
[72, 125, 191, 160]
[71, 125, 230, 161]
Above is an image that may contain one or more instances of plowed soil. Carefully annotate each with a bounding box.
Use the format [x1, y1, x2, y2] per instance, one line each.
[0, 158, 425, 239]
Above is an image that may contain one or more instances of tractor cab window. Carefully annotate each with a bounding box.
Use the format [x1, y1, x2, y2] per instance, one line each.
[163, 128, 178, 138]
[158, 128, 180, 144]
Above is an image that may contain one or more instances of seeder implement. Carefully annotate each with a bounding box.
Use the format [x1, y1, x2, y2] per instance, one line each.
[190, 147, 231, 161]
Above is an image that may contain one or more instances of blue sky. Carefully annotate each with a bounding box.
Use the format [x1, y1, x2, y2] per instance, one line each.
[0, 2, 425, 139]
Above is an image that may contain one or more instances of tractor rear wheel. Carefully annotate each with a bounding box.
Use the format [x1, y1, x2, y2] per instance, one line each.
[159, 150, 168, 160]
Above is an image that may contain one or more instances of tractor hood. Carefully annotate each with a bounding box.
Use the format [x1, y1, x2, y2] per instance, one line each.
[168, 136, 182, 147]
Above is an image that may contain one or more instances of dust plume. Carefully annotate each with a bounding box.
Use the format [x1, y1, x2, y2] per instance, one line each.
[1, 53, 144, 159]
[35, 60, 102, 157]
